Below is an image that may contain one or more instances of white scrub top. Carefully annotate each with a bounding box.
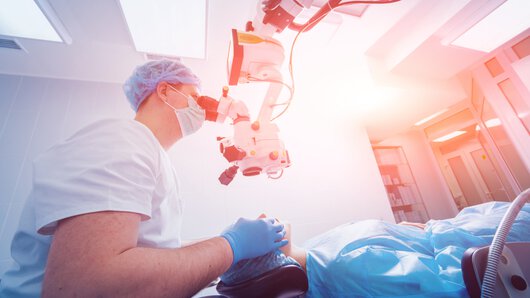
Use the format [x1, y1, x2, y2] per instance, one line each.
[0, 119, 183, 297]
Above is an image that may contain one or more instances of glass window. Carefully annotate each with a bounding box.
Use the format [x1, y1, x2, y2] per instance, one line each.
[485, 57, 504, 77]
[512, 36, 530, 59]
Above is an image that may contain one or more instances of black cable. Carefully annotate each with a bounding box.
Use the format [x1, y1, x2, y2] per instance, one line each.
[272, 0, 401, 121]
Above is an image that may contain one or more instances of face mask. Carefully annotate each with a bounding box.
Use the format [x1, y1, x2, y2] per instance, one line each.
[165, 85, 205, 136]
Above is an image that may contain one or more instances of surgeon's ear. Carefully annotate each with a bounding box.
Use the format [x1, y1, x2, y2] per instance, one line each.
[156, 82, 170, 101]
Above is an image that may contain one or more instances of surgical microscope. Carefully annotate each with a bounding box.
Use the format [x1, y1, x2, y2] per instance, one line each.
[197, 0, 383, 186]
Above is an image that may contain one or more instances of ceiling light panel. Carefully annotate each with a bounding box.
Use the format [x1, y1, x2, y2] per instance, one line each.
[0, 0, 65, 42]
[119, 0, 207, 59]
[433, 130, 466, 143]
[451, 0, 530, 52]
[414, 108, 449, 126]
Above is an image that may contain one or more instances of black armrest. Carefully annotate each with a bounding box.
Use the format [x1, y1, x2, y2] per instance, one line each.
[216, 264, 308, 298]
[462, 242, 530, 298]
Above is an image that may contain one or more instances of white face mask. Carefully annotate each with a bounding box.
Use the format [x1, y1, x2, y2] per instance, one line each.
[165, 85, 205, 136]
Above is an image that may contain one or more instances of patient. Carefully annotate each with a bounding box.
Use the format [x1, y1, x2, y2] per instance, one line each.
[220, 202, 530, 297]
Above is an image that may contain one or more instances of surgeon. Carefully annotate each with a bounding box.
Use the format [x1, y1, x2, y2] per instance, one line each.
[0, 59, 287, 298]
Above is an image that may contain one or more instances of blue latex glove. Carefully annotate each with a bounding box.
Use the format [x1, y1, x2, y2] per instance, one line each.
[221, 217, 288, 265]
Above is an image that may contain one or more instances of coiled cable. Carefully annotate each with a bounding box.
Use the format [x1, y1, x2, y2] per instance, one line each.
[481, 188, 530, 298]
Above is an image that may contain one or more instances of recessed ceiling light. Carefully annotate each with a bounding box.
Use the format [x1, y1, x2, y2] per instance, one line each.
[433, 130, 466, 143]
[414, 108, 449, 126]
[450, 0, 530, 52]
[0, 0, 70, 43]
[118, 0, 207, 59]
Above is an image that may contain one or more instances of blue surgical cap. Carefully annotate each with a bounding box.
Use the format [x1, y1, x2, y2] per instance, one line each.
[123, 59, 201, 112]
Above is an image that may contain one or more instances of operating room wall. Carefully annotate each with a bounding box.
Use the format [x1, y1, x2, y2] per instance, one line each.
[0, 74, 135, 274]
[0, 73, 394, 275]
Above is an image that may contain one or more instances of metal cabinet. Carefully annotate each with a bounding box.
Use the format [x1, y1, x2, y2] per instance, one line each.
[373, 146, 429, 223]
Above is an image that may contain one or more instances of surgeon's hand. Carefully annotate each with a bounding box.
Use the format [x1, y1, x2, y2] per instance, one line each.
[259, 214, 292, 256]
[221, 217, 288, 265]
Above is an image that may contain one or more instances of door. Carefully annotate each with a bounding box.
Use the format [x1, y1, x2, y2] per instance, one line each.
[440, 136, 512, 207]
[470, 148, 510, 201]
[447, 155, 485, 206]
[427, 107, 517, 209]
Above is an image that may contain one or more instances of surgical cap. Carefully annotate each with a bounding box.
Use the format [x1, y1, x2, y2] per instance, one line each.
[123, 59, 201, 112]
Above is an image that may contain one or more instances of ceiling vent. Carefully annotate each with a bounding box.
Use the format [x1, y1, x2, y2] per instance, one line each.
[0, 38, 24, 51]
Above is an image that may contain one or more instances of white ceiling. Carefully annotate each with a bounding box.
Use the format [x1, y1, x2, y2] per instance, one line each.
[0, 0, 527, 141]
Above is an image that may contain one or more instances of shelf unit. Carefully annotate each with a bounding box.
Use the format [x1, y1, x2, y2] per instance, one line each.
[373, 146, 429, 223]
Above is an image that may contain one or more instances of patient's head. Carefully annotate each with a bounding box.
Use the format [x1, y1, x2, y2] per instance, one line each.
[220, 249, 301, 285]
[221, 215, 301, 285]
